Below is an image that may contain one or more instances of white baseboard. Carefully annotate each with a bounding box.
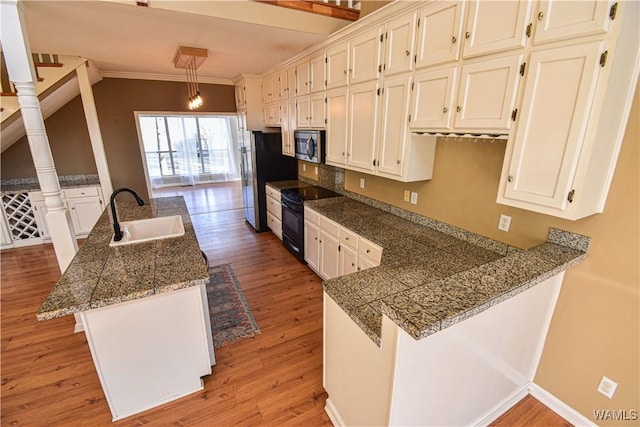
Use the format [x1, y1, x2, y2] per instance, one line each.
[325, 398, 346, 427]
[472, 385, 530, 427]
[530, 383, 597, 427]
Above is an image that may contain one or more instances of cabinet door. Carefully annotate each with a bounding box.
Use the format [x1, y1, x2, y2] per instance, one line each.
[287, 68, 297, 97]
[347, 81, 380, 172]
[267, 211, 282, 240]
[383, 11, 417, 76]
[453, 54, 523, 131]
[262, 78, 272, 103]
[357, 254, 378, 272]
[319, 229, 340, 280]
[281, 99, 296, 156]
[340, 244, 358, 276]
[502, 42, 603, 211]
[67, 197, 104, 235]
[0, 210, 11, 245]
[415, 1, 464, 68]
[326, 87, 349, 166]
[533, 0, 612, 45]
[310, 53, 326, 93]
[296, 61, 310, 96]
[304, 220, 320, 272]
[350, 26, 383, 84]
[463, 0, 532, 58]
[296, 96, 310, 129]
[31, 199, 50, 239]
[264, 103, 281, 127]
[327, 44, 349, 89]
[410, 67, 458, 130]
[309, 92, 326, 128]
[279, 70, 288, 99]
[377, 75, 411, 178]
[234, 84, 245, 110]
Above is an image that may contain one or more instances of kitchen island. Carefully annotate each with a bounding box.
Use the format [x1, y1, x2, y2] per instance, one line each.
[305, 196, 588, 426]
[37, 196, 214, 421]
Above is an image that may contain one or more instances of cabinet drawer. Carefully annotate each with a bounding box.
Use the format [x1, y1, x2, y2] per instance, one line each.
[319, 215, 340, 237]
[358, 238, 382, 264]
[65, 186, 100, 199]
[266, 196, 281, 219]
[29, 191, 44, 202]
[266, 185, 281, 200]
[304, 207, 319, 225]
[267, 211, 282, 240]
[340, 227, 358, 249]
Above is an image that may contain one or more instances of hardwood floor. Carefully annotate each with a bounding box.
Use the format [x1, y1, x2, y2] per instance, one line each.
[1, 182, 570, 426]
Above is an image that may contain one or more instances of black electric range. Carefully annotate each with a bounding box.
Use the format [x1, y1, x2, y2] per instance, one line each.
[280, 186, 341, 262]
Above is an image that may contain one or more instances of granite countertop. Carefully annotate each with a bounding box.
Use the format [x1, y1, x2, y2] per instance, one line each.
[266, 180, 313, 191]
[1, 174, 101, 193]
[307, 197, 588, 345]
[37, 196, 209, 320]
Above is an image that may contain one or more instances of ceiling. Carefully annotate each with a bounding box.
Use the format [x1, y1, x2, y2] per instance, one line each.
[20, 0, 354, 83]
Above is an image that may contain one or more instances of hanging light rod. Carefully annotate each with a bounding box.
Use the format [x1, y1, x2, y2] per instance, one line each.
[173, 46, 208, 70]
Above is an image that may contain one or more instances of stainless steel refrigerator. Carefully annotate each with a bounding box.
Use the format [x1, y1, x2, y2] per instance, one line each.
[240, 131, 298, 232]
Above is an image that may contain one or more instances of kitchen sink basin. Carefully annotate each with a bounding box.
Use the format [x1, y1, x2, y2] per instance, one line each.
[109, 215, 185, 247]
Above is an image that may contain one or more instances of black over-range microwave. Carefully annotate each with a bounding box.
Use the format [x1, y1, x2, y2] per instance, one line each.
[293, 130, 325, 164]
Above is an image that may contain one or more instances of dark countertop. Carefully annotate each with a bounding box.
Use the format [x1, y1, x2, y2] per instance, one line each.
[37, 196, 208, 320]
[306, 196, 588, 345]
[266, 180, 313, 191]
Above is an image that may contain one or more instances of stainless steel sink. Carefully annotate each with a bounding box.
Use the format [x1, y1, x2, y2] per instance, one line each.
[109, 215, 185, 247]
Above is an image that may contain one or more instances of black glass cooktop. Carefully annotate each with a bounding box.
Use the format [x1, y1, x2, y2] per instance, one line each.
[281, 186, 341, 201]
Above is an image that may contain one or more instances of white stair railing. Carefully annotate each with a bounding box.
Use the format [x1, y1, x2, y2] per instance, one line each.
[317, 0, 361, 10]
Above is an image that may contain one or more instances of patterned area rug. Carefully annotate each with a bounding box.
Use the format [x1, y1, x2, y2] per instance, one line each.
[207, 263, 260, 348]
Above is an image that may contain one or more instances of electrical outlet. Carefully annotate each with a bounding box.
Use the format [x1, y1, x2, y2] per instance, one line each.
[403, 190, 410, 202]
[498, 214, 511, 232]
[410, 192, 418, 205]
[302, 163, 306, 172]
[314, 166, 318, 175]
[360, 178, 365, 189]
[597, 376, 618, 399]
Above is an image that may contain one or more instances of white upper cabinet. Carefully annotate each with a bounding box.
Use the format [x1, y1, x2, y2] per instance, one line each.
[296, 61, 311, 96]
[234, 83, 246, 110]
[296, 96, 311, 129]
[281, 98, 296, 157]
[500, 42, 603, 212]
[326, 44, 350, 89]
[410, 67, 458, 130]
[350, 26, 383, 84]
[309, 92, 326, 128]
[463, 0, 533, 58]
[287, 67, 297, 97]
[533, 0, 613, 45]
[310, 53, 326, 93]
[279, 70, 289, 99]
[453, 53, 523, 132]
[347, 81, 380, 172]
[376, 75, 411, 178]
[262, 75, 278, 104]
[326, 87, 349, 167]
[415, 1, 465, 68]
[383, 11, 417, 76]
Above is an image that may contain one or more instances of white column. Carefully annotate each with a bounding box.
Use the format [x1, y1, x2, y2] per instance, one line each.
[76, 63, 113, 200]
[1, 0, 78, 272]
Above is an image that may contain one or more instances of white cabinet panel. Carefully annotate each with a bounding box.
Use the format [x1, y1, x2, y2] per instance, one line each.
[267, 211, 282, 240]
[319, 228, 340, 280]
[410, 67, 458, 130]
[310, 53, 326, 93]
[326, 87, 349, 167]
[453, 54, 523, 131]
[533, 0, 612, 45]
[415, 1, 464, 68]
[296, 61, 311, 96]
[67, 196, 104, 235]
[1, 209, 13, 245]
[347, 81, 380, 172]
[305, 220, 320, 272]
[383, 11, 417, 76]
[281, 99, 296, 157]
[350, 26, 383, 84]
[327, 44, 349, 89]
[287, 68, 297, 98]
[340, 244, 358, 276]
[31, 199, 50, 239]
[463, 0, 533, 58]
[309, 92, 326, 129]
[377, 75, 411, 178]
[502, 42, 603, 211]
[296, 96, 311, 129]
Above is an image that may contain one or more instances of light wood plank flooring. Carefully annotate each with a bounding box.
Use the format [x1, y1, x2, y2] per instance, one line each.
[1, 181, 571, 426]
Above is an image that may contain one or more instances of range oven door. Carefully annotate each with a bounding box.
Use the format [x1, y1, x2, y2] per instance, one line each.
[281, 198, 305, 262]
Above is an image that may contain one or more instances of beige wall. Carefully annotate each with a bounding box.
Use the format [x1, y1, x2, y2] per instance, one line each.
[1, 78, 236, 197]
[344, 87, 639, 423]
[358, 1, 393, 18]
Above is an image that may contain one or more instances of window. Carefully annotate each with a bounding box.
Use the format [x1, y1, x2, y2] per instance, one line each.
[137, 114, 240, 188]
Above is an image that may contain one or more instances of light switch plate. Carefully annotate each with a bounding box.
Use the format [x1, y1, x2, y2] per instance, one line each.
[597, 376, 618, 399]
[403, 190, 410, 202]
[410, 192, 418, 205]
[314, 166, 318, 175]
[360, 178, 365, 189]
[498, 215, 511, 232]
[302, 163, 306, 172]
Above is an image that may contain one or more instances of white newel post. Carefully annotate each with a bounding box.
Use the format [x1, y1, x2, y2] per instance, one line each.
[76, 63, 113, 201]
[1, 1, 79, 279]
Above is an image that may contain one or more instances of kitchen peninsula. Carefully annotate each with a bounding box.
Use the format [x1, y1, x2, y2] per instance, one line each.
[37, 196, 214, 421]
[305, 196, 588, 426]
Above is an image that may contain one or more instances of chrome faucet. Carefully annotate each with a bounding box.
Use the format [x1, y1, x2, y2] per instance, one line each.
[110, 188, 145, 241]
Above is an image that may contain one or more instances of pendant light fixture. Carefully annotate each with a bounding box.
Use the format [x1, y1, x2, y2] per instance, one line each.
[173, 46, 208, 110]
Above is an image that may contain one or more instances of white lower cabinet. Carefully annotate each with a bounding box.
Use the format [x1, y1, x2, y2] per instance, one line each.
[304, 207, 383, 280]
[0, 210, 12, 246]
[266, 185, 283, 240]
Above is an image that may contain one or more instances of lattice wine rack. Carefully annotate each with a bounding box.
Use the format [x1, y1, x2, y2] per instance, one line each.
[2, 193, 40, 240]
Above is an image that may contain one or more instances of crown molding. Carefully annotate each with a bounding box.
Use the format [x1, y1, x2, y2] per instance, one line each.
[100, 71, 234, 85]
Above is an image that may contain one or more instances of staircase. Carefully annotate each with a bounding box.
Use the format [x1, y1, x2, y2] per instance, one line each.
[256, 0, 361, 21]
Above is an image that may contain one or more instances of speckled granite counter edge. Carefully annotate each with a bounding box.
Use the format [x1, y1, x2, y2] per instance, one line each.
[1, 174, 101, 193]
